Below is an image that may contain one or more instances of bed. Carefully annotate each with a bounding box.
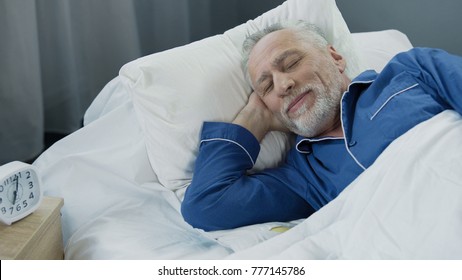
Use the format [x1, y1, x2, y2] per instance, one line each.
[33, 0, 462, 259]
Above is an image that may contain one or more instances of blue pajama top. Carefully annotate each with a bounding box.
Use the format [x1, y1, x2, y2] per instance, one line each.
[181, 48, 462, 231]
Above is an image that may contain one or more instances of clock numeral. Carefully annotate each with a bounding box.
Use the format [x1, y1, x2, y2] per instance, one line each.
[29, 181, 34, 189]
[0, 203, 29, 216]
[0, 185, 3, 192]
[26, 171, 31, 179]
[29, 192, 35, 199]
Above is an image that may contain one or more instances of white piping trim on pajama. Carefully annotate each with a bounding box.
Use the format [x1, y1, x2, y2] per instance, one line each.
[370, 83, 419, 120]
[201, 138, 255, 166]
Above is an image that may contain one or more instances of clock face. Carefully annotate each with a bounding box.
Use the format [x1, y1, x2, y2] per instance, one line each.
[0, 164, 42, 224]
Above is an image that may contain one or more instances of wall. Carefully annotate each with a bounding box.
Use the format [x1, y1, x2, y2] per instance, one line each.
[195, 0, 462, 56]
[192, 0, 285, 40]
[336, 0, 462, 56]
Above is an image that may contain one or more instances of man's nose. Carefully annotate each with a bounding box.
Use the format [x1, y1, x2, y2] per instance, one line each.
[274, 73, 295, 97]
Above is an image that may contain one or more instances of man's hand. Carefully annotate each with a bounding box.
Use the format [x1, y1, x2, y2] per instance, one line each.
[233, 92, 289, 142]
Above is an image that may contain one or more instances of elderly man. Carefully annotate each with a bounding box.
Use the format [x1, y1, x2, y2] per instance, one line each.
[181, 21, 462, 231]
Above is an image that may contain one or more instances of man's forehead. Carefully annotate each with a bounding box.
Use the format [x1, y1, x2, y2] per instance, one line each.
[248, 30, 302, 81]
[254, 29, 296, 52]
[249, 30, 295, 65]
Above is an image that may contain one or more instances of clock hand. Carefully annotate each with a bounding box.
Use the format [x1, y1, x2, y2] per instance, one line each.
[13, 176, 19, 205]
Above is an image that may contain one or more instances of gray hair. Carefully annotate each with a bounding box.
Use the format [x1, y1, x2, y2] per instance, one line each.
[242, 21, 328, 87]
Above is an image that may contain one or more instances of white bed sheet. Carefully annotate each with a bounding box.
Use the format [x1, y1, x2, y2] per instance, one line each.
[33, 30, 462, 260]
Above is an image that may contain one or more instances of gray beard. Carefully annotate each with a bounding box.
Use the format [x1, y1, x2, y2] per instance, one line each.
[279, 76, 343, 137]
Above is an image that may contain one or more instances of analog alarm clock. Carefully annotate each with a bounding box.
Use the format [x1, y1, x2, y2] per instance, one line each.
[0, 161, 43, 225]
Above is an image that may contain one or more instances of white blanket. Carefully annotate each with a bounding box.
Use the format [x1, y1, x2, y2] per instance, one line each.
[229, 110, 462, 259]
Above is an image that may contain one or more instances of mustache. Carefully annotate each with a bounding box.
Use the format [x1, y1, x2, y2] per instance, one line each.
[283, 84, 316, 112]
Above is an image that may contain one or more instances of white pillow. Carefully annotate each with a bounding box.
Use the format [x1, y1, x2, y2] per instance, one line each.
[120, 0, 362, 191]
[352, 29, 413, 72]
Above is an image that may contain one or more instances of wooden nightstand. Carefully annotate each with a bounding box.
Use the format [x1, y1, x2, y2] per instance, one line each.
[0, 196, 64, 260]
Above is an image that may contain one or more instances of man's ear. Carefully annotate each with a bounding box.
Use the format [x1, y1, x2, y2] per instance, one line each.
[327, 45, 346, 73]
